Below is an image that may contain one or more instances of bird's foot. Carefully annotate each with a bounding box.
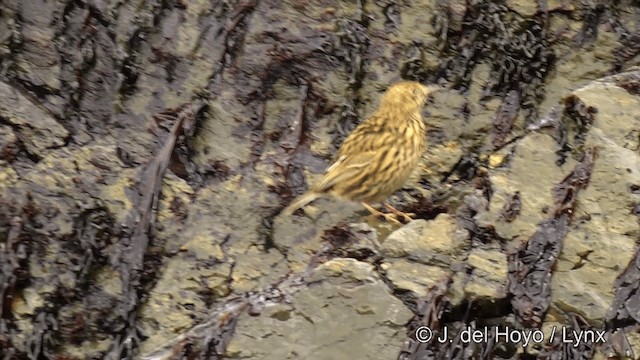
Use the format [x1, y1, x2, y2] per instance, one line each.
[383, 203, 415, 223]
[361, 203, 407, 225]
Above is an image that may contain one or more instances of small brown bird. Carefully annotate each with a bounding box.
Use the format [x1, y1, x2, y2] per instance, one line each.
[281, 80, 437, 224]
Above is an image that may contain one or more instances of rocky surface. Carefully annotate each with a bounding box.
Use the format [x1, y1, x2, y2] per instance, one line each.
[227, 258, 413, 359]
[1, 0, 640, 359]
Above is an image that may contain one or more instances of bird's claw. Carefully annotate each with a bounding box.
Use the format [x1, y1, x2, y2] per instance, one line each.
[364, 212, 402, 225]
[382, 212, 406, 225]
[362, 202, 413, 225]
[383, 203, 415, 223]
[396, 211, 416, 223]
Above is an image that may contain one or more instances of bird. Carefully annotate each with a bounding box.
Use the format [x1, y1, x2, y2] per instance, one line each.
[280, 80, 437, 225]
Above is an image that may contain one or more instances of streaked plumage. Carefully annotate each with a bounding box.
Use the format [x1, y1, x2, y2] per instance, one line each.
[281, 80, 436, 224]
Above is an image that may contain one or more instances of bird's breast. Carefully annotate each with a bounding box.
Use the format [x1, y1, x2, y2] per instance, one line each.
[404, 114, 427, 158]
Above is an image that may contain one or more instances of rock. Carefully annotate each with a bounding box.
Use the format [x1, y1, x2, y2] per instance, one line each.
[382, 258, 450, 297]
[546, 80, 639, 326]
[381, 215, 470, 265]
[0, 81, 68, 158]
[379, 214, 508, 303]
[0, 125, 18, 163]
[3, 0, 640, 357]
[476, 132, 572, 248]
[464, 246, 509, 300]
[506, 0, 537, 17]
[226, 258, 413, 359]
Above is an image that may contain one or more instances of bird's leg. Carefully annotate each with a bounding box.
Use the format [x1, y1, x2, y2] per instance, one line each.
[361, 202, 402, 225]
[383, 203, 415, 223]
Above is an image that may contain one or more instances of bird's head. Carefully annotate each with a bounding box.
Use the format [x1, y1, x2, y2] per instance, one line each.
[379, 81, 439, 112]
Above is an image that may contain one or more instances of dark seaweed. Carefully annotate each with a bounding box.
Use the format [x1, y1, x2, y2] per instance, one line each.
[433, 1, 556, 123]
[509, 147, 596, 328]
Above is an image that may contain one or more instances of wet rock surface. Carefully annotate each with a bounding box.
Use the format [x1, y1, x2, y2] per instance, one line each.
[1, 0, 640, 359]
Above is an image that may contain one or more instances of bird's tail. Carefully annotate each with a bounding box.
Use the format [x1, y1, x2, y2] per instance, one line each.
[279, 192, 320, 217]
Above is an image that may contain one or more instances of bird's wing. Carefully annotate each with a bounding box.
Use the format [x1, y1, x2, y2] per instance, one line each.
[314, 150, 379, 192]
[314, 118, 402, 193]
[333, 118, 388, 161]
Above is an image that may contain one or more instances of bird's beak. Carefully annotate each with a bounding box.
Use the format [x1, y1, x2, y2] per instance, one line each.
[427, 85, 445, 94]
[420, 85, 444, 101]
